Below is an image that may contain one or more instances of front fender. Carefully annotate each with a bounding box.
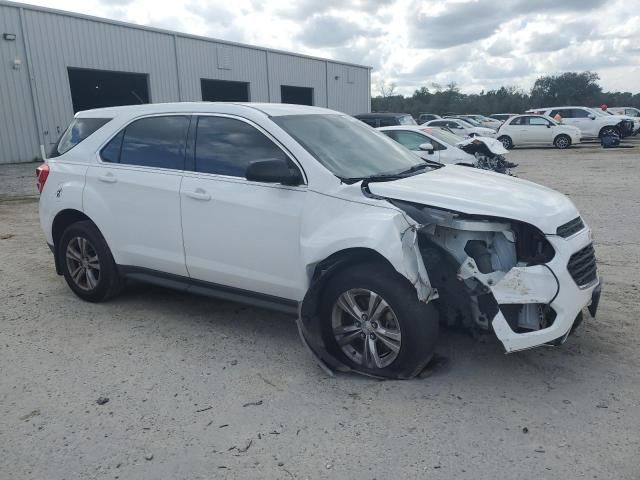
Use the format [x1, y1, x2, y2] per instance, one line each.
[300, 193, 434, 302]
[296, 192, 437, 377]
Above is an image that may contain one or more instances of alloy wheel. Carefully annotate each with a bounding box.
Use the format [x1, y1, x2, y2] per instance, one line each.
[331, 288, 402, 369]
[65, 236, 101, 291]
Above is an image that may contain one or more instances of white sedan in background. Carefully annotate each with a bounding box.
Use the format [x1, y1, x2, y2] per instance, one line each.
[497, 114, 581, 149]
[378, 126, 476, 164]
[378, 126, 507, 165]
[423, 118, 498, 138]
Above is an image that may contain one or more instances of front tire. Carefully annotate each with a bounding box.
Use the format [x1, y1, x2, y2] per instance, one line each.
[554, 134, 571, 149]
[498, 135, 513, 149]
[58, 221, 122, 302]
[320, 262, 439, 378]
[599, 126, 620, 138]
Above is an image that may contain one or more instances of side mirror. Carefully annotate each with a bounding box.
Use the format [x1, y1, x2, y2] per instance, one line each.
[588, 114, 596, 120]
[546, 123, 551, 128]
[245, 158, 302, 186]
[418, 142, 434, 153]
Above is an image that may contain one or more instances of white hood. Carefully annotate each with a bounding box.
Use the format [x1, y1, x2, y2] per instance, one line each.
[368, 165, 579, 233]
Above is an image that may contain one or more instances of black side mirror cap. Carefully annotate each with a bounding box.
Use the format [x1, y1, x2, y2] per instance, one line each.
[245, 158, 303, 186]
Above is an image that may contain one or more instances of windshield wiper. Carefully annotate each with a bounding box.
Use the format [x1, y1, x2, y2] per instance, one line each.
[340, 161, 439, 185]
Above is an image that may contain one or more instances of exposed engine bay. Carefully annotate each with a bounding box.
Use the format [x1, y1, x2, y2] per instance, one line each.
[457, 137, 518, 175]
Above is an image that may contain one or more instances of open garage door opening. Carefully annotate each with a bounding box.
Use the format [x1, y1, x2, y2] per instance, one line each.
[281, 85, 314, 106]
[201, 79, 250, 102]
[68, 68, 150, 113]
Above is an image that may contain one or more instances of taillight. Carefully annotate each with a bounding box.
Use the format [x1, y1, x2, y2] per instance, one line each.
[36, 163, 50, 193]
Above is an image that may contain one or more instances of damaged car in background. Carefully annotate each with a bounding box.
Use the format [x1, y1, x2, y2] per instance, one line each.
[38, 103, 602, 380]
[378, 125, 517, 174]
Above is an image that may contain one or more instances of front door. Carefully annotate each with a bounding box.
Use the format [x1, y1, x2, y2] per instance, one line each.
[387, 130, 441, 163]
[521, 116, 554, 143]
[180, 115, 306, 301]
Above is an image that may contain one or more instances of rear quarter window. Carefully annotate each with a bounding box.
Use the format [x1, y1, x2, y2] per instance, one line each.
[52, 118, 111, 157]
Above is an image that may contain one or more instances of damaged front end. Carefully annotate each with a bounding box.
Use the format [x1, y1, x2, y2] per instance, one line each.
[390, 199, 601, 353]
[297, 186, 601, 378]
[456, 137, 517, 175]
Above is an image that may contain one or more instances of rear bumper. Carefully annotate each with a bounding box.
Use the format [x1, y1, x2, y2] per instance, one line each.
[490, 227, 600, 352]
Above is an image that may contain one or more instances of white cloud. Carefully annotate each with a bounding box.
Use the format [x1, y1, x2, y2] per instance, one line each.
[17, 0, 640, 94]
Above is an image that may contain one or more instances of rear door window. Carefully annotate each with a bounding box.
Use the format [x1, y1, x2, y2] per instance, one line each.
[194, 116, 292, 178]
[53, 117, 111, 157]
[117, 116, 190, 170]
[100, 131, 124, 163]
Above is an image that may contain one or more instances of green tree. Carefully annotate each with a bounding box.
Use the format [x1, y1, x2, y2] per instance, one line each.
[530, 71, 602, 106]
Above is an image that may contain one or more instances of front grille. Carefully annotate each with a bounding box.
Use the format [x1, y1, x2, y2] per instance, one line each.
[567, 243, 598, 287]
[557, 217, 584, 238]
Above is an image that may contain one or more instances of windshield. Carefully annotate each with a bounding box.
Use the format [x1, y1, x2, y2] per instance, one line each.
[450, 118, 476, 127]
[273, 114, 424, 180]
[399, 115, 417, 125]
[458, 117, 481, 127]
[422, 127, 465, 145]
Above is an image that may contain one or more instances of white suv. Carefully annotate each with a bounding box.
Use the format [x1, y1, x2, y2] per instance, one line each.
[38, 103, 601, 378]
[497, 114, 581, 149]
[526, 106, 634, 139]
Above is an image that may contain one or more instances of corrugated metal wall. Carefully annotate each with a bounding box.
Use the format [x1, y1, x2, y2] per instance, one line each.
[0, 0, 371, 164]
[0, 5, 40, 163]
[267, 52, 327, 106]
[327, 63, 371, 115]
[23, 8, 180, 152]
[176, 38, 269, 102]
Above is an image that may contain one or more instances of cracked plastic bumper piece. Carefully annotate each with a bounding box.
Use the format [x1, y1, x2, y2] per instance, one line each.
[489, 228, 600, 352]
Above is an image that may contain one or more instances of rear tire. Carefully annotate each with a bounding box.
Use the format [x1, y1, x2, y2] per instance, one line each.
[554, 134, 571, 149]
[58, 221, 122, 302]
[320, 262, 439, 378]
[498, 135, 513, 149]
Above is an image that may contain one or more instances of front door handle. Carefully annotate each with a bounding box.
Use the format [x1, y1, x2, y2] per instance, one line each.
[98, 172, 117, 184]
[184, 188, 211, 201]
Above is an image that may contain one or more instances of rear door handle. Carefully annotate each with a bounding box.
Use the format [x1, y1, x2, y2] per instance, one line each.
[184, 188, 211, 201]
[98, 172, 117, 184]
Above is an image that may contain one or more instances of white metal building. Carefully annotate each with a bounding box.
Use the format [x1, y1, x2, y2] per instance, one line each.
[0, 1, 372, 164]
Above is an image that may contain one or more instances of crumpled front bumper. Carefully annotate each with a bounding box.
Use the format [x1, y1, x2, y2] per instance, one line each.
[487, 227, 600, 352]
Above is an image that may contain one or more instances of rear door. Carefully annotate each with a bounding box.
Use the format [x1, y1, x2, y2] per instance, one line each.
[84, 115, 190, 276]
[180, 114, 306, 301]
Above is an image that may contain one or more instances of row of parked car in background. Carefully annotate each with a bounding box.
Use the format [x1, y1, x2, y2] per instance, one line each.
[355, 106, 640, 153]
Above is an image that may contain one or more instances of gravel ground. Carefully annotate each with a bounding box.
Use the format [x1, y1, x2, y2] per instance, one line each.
[1, 140, 639, 479]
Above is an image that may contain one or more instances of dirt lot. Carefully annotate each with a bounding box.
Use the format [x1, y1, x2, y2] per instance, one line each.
[1, 140, 639, 479]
